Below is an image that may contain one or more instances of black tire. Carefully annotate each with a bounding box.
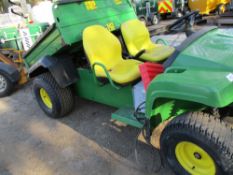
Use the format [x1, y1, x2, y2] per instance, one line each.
[150, 15, 159, 25]
[0, 72, 14, 97]
[33, 73, 75, 118]
[139, 17, 147, 26]
[160, 14, 167, 20]
[160, 112, 233, 175]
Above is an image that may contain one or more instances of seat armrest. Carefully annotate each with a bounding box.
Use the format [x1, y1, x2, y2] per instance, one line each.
[92, 62, 121, 89]
[155, 38, 169, 45]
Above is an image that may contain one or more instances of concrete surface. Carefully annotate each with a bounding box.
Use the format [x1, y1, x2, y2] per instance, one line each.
[0, 84, 174, 175]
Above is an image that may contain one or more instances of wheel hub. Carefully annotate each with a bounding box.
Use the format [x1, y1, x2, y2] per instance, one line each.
[175, 141, 216, 175]
[39, 88, 53, 109]
[0, 75, 7, 93]
[194, 152, 202, 160]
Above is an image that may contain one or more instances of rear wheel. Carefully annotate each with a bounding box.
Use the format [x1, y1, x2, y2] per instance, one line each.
[160, 112, 233, 175]
[151, 15, 159, 25]
[0, 72, 14, 97]
[33, 73, 75, 118]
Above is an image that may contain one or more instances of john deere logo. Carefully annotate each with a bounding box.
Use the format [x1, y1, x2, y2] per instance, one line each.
[84, 0, 97, 10]
[114, 0, 122, 5]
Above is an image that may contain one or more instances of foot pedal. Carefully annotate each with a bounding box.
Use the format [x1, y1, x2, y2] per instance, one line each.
[111, 108, 144, 128]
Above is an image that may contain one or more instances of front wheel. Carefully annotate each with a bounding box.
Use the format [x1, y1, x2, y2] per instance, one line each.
[160, 112, 233, 175]
[33, 73, 75, 118]
[151, 15, 159, 25]
[0, 72, 14, 97]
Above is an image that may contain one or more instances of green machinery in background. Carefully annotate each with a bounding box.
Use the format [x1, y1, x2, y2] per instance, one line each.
[131, 0, 159, 25]
[0, 0, 49, 97]
[0, 23, 48, 51]
[22, 1, 233, 175]
[132, 0, 233, 24]
[0, 0, 49, 51]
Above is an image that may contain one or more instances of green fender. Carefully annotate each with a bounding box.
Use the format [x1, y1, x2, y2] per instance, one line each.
[145, 69, 233, 120]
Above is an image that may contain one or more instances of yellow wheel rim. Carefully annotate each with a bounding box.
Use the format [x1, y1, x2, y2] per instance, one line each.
[175, 141, 216, 175]
[40, 88, 52, 109]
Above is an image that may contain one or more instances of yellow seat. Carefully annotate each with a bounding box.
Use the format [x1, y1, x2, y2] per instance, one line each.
[83, 25, 142, 85]
[121, 19, 175, 62]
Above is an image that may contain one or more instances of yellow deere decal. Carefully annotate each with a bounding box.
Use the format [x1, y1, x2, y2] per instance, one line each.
[114, 0, 122, 5]
[106, 22, 116, 31]
[84, 0, 97, 10]
[158, 0, 173, 14]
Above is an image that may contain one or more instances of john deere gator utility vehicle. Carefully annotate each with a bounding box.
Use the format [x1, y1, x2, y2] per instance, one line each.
[24, 0, 233, 174]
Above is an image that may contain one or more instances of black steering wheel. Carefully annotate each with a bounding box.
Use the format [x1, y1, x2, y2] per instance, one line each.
[166, 11, 199, 34]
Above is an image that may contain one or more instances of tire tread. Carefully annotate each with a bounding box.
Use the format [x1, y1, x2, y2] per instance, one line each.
[161, 112, 233, 174]
[34, 73, 74, 118]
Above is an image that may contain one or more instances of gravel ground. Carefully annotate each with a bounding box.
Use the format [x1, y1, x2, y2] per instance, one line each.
[0, 84, 174, 175]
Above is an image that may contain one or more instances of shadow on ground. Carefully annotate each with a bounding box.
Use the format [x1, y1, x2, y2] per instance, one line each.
[59, 97, 173, 175]
[0, 86, 174, 175]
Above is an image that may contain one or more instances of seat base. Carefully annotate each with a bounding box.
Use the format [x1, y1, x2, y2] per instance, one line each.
[140, 45, 175, 62]
[96, 59, 142, 84]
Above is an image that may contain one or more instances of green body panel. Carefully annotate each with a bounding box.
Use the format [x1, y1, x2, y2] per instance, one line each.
[75, 68, 134, 109]
[24, 0, 136, 67]
[25, 28, 62, 66]
[0, 23, 48, 50]
[146, 28, 233, 120]
[149, 99, 203, 127]
[172, 29, 233, 71]
[53, 0, 136, 45]
[76, 68, 144, 128]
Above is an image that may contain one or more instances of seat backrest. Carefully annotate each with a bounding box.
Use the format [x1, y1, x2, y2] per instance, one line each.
[83, 25, 122, 71]
[121, 19, 153, 56]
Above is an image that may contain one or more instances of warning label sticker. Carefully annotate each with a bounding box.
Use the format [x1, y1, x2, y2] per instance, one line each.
[226, 73, 233, 82]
